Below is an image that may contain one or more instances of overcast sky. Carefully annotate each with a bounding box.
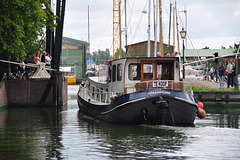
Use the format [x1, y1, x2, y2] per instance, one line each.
[59, 0, 240, 54]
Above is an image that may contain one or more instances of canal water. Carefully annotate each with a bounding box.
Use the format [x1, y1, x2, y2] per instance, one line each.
[0, 85, 240, 160]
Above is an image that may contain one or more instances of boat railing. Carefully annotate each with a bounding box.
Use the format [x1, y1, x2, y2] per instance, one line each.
[79, 84, 111, 104]
[124, 80, 193, 95]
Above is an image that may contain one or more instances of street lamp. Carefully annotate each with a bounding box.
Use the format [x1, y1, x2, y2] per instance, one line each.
[180, 28, 187, 79]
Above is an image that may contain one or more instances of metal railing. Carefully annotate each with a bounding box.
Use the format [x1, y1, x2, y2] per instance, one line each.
[78, 84, 112, 104]
[78, 80, 193, 105]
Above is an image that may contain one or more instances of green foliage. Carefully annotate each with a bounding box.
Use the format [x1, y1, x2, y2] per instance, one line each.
[192, 86, 240, 92]
[234, 43, 240, 53]
[92, 49, 112, 65]
[0, 0, 56, 71]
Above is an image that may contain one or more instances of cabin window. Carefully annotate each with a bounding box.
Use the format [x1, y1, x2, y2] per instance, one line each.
[106, 88, 109, 103]
[108, 66, 111, 82]
[128, 63, 141, 80]
[100, 88, 104, 102]
[92, 87, 95, 99]
[143, 63, 154, 79]
[112, 65, 116, 82]
[117, 64, 122, 81]
[157, 61, 174, 80]
[96, 88, 100, 100]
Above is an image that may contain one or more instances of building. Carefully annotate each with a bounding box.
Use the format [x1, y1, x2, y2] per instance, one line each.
[184, 48, 235, 68]
[61, 37, 89, 80]
[126, 40, 174, 57]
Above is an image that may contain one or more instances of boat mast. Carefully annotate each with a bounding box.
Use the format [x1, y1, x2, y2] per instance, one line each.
[147, 0, 151, 57]
[173, 5, 176, 53]
[88, 5, 90, 54]
[159, 0, 164, 56]
[168, 3, 172, 54]
[153, 0, 157, 56]
[180, 9, 187, 49]
[175, 1, 180, 54]
[124, 0, 128, 56]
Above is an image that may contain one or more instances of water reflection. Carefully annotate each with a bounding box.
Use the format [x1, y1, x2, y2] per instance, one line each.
[0, 92, 240, 160]
[0, 107, 65, 160]
[204, 104, 240, 129]
[77, 111, 188, 159]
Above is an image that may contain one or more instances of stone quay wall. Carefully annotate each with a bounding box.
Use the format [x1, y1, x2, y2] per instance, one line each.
[194, 92, 240, 104]
[0, 76, 67, 107]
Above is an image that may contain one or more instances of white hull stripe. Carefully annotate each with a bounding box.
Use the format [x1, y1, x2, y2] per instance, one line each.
[174, 97, 197, 106]
[100, 97, 146, 115]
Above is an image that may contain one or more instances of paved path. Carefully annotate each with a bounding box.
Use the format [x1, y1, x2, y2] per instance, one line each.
[183, 79, 234, 90]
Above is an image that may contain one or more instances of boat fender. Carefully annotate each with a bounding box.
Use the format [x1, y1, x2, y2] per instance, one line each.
[197, 108, 206, 119]
[197, 101, 204, 109]
[110, 95, 117, 100]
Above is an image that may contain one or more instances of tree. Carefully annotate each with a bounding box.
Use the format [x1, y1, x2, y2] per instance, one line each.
[234, 43, 240, 53]
[0, 0, 56, 78]
[92, 49, 112, 65]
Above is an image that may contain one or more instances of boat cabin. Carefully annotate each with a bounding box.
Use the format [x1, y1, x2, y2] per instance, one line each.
[82, 57, 192, 104]
[109, 57, 181, 94]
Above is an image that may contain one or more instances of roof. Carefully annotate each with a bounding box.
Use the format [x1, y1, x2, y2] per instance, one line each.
[184, 49, 235, 57]
[62, 37, 88, 46]
[126, 40, 173, 47]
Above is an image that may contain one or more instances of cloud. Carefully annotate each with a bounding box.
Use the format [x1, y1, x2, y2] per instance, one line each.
[62, 0, 240, 53]
[190, 36, 240, 49]
[233, 2, 240, 16]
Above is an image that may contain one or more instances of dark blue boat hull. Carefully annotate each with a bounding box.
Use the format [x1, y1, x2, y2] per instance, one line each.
[77, 89, 198, 125]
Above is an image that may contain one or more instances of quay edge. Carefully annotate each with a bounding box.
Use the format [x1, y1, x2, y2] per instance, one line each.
[194, 91, 240, 104]
[0, 75, 68, 107]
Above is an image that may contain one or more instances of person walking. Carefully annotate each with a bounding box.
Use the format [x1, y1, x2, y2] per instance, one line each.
[218, 62, 225, 89]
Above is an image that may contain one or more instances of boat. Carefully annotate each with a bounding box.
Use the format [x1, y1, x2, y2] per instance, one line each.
[77, 56, 199, 125]
[60, 66, 76, 85]
[67, 74, 76, 85]
[77, 1, 204, 125]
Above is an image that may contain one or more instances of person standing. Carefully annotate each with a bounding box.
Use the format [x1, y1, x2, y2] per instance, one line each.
[232, 63, 236, 89]
[45, 52, 52, 66]
[218, 62, 225, 89]
[41, 51, 47, 63]
[33, 51, 40, 64]
[226, 59, 233, 88]
[19, 57, 25, 80]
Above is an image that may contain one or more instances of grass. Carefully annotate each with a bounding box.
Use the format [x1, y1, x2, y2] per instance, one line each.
[192, 86, 240, 92]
